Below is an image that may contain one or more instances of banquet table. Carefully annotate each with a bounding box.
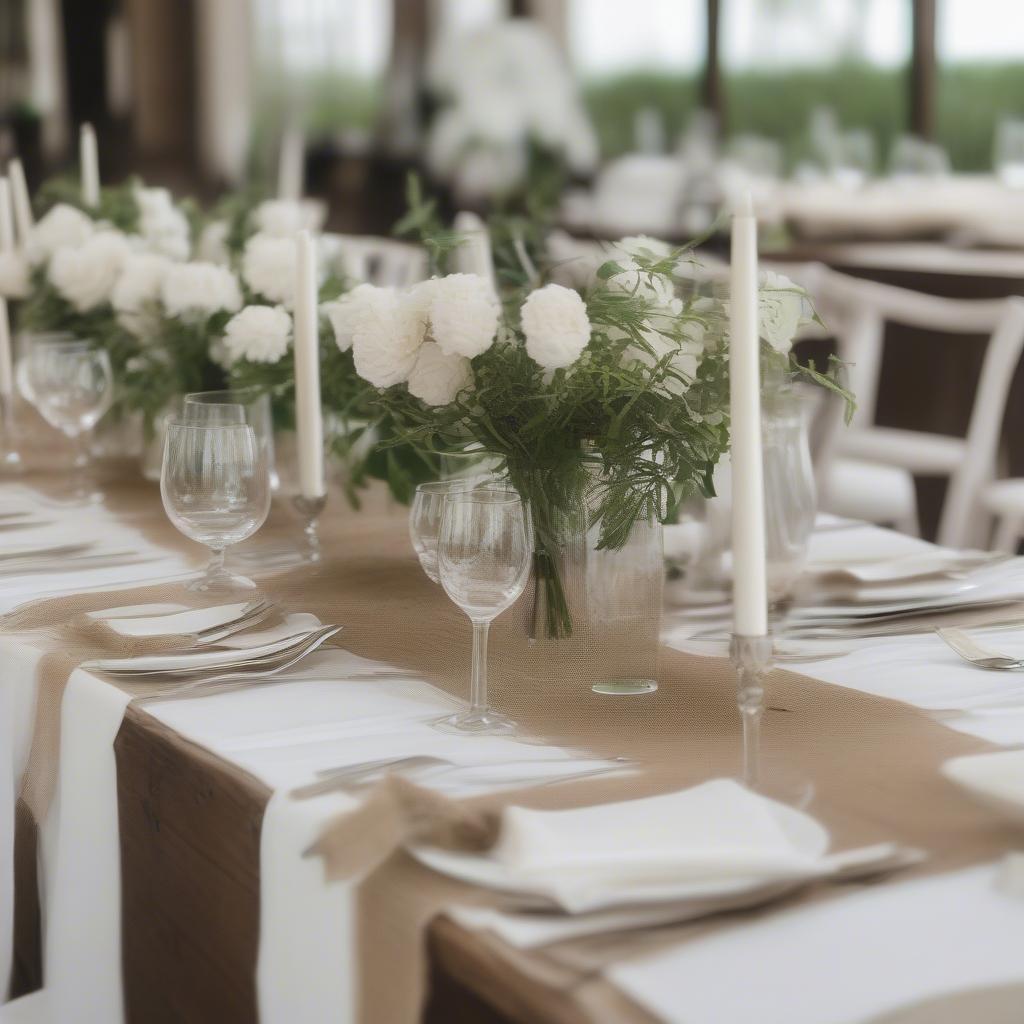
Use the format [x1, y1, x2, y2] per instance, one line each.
[2, 467, 1024, 1024]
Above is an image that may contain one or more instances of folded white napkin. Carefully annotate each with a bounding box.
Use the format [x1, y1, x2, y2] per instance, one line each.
[87, 601, 250, 638]
[489, 779, 826, 910]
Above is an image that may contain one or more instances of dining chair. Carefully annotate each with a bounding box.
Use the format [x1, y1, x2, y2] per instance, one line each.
[806, 270, 1024, 548]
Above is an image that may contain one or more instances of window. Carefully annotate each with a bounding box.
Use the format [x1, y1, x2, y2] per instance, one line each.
[567, 0, 705, 157]
[251, 0, 392, 138]
[936, 0, 1024, 170]
[722, 0, 911, 170]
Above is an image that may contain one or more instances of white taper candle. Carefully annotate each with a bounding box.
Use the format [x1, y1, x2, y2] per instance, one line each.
[0, 178, 15, 396]
[292, 230, 325, 498]
[729, 193, 767, 636]
[80, 123, 101, 208]
[8, 158, 34, 244]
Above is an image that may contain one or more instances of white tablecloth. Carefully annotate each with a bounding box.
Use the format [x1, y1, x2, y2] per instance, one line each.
[2, 494, 1024, 1023]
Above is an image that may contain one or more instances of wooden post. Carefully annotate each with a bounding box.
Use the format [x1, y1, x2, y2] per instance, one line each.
[910, 0, 937, 139]
[703, 0, 723, 129]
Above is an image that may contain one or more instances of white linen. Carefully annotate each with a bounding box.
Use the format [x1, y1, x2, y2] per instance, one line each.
[942, 749, 1024, 827]
[608, 864, 1024, 1024]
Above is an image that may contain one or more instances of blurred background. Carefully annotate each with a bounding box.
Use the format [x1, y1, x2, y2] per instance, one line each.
[3, 0, 1023, 236]
[5, 0, 1024, 544]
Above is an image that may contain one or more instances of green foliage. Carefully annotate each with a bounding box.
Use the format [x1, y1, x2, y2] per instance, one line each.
[581, 62, 1024, 173]
[394, 173, 462, 275]
[35, 177, 143, 232]
[122, 314, 230, 433]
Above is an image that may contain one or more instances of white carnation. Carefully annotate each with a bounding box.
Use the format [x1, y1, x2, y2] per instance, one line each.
[758, 271, 806, 354]
[161, 261, 242, 321]
[222, 304, 292, 365]
[427, 273, 499, 358]
[242, 234, 298, 308]
[252, 198, 326, 237]
[521, 284, 591, 370]
[406, 341, 473, 406]
[197, 220, 230, 265]
[48, 230, 133, 312]
[135, 186, 190, 260]
[28, 203, 94, 265]
[111, 252, 171, 335]
[606, 235, 678, 308]
[337, 284, 427, 389]
[0, 251, 29, 298]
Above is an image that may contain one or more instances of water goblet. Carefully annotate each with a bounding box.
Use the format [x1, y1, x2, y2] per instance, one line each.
[410, 478, 480, 583]
[183, 388, 277, 488]
[160, 421, 271, 593]
[26, 337, 113, 503]
[436, 489, 531, 735]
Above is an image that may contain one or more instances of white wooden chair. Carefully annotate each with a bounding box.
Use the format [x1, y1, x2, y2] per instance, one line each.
[806, 270, 1024, 548]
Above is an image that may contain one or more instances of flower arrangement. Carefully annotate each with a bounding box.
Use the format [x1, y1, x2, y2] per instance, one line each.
[13, 180, 199, 420]
[424, 19, 598, 207]
[329, 234, 737, 636]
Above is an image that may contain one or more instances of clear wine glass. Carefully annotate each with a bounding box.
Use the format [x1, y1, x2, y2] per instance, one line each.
[26, 336, 113, 503]
[436, 489, 531, 735]
[160, 421, 271, 592]
[410, 478, 481, 583]
[183, 388, 277, 489]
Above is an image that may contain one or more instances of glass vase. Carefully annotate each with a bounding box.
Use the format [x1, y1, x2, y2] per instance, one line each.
[762, 389, 817, 609]
[523, 472, 663, 695]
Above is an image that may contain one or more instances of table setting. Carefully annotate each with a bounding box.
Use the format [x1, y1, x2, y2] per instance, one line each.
[0, 127, 1022, 1024]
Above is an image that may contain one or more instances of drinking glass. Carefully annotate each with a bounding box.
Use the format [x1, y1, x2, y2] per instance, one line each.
[410, 478, 482, 583]
[160, 421, 271, 592]
[26, 337, 113, 503]
[436, 489, 531, 734]
[763, 389, 817, 621]
[183, 388, 277, 490]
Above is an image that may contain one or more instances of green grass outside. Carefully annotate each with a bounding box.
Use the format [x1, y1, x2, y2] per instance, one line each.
[582, 62, 1024, 172]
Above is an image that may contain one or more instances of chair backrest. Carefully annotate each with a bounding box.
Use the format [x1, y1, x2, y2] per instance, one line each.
[323, 233, 429, 288]
[808, 269, 1024, 546]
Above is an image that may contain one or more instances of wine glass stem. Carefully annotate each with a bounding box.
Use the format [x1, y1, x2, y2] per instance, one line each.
[207, 548, 226, 578]
[470, 618, 490, 714]
[71, 431, 91, 498]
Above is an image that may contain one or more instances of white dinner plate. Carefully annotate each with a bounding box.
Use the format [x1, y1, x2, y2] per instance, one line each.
[409, 797, 829, 914]
[942, 750, 1024, 828]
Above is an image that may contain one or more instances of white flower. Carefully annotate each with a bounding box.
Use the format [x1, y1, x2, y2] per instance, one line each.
[427, 273, 498, 358]
[252, 199, 326, 237]
[48, 230, 133, 312]
[521, 284, 591, 370]
[407, 341, 473, 406]
[161, 261, 242, 321]
[242, 234, 298, 308]
[222, 304, 292, 365]
[334, 284, 426, 388]
[197, 220, 231, 265]
[134, 186, 190, 260]
[758, 271, 805, 354]
[606, 235, 678, 308]
[111, 252, 171, 335]
[28, 203, 94, 265]
[0, 251, 29, 299]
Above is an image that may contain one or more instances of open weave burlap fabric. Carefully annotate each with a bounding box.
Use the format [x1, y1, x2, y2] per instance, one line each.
[5, 471, 1019, 1023]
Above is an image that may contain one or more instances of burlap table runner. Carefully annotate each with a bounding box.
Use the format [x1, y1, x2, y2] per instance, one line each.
[3, 469, 1019, 1023]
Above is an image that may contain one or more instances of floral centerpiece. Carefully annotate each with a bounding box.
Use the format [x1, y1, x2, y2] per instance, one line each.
[327, 212, 851, 641]
[424, 19, 598, 208]
[327, 236, 734, 637]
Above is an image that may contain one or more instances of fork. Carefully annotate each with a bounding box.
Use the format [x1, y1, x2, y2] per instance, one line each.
[937, 627, 1024, 670]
